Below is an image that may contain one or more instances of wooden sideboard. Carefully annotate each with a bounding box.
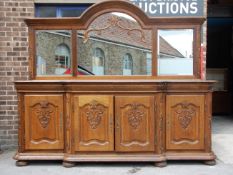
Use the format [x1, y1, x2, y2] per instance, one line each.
[14, 80, 216, 167]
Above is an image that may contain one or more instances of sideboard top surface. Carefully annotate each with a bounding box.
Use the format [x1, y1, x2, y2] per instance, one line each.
[14, 80, 216, 93]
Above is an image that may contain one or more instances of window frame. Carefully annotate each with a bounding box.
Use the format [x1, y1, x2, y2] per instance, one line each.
[123, 53, 133, 76]
[55, 44, 71, 69]
[35, 4, 92, 17]
[92, 48, 105, 75]
[26, 1, 204, 80]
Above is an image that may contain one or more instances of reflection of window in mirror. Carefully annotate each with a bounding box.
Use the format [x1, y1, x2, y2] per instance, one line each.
[146, 52, 152, 75]
[93, 48, 105, 75]
[123, 53, 133, 75]
[77, 12, 152, 76]
[55, 44, 70, 75]
[158, 29, 194, 76]
[36, 30, 72, 76]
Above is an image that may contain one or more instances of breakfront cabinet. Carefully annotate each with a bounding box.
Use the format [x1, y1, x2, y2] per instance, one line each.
[14, 0, 216, 167]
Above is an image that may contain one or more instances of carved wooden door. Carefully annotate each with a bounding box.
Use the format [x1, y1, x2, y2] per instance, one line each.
[166, 95, 205, 150]
[74, 95, 114, 151]
[24, 95, 64, 150]
[115, 96, 155, 152]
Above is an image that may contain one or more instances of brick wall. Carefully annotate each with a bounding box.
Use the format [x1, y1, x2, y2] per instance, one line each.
[0, 0, 34, 150]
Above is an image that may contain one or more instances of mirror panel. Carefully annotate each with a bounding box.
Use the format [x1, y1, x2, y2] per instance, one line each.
[158, 29, 194, 76]
[77, 12, 152, 76]
[36, 30, 72, 76]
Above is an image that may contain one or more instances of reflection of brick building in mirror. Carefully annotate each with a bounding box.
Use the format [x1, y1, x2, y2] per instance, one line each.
[36, 13, 184, 76]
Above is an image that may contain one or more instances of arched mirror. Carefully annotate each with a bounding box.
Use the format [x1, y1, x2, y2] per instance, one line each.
[77, 12, 152, 76]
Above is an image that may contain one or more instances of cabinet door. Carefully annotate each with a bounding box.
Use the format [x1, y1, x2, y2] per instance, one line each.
[115, 96, 155, 152]
[24, 95, 64, 150]
[74, 95, 114, 151]
[166, 95, 205, 150]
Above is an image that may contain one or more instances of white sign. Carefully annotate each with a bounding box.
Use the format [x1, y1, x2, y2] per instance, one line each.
[130, 0, 204, 17]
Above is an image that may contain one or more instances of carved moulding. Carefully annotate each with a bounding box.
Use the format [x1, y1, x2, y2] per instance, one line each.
[124, 103, 146, 130]
[83, 15, 146, 43]
[33, 101, 54, 128]
[82, 100, 107, 129]
[174, 101, 197, 129]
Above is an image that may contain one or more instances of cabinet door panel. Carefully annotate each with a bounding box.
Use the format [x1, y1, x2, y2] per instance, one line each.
[24, 95, 64, 150]
[74, 95, 114, 151]
[166, 95, 205, 150]
[115, 96, 155, 152]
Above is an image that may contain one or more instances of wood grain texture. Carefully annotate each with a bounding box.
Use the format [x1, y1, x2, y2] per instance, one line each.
[15, 0, 216, 166]
[74, 95, 114, 151]
[115, 96, 155, 152]
[15, 81, 216, 165]
[166, 95, 205, 150]
[24, 94, 64, 150]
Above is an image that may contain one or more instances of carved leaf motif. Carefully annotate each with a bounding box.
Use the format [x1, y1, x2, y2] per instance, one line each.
[83, 16, 146, 43]
[175, 101, 196, 129]
[83, 100, 106, 129]
[34, 101, 54, 128]
[126, 103, 145, 130]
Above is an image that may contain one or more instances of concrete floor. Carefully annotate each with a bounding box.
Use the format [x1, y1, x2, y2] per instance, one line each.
[1, 116, 233, 175]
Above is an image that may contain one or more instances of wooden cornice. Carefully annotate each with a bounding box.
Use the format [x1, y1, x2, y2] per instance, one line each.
[25, 0, 206, 29]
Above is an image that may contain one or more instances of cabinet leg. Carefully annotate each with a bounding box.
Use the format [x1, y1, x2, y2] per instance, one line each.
[154, 161, 167, 167]
[16, 160, 28, 167]
[63, 161, 75, 168]
[204, 160, 216, 166]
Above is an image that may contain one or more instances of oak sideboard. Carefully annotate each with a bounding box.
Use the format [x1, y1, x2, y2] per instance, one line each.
[14, 0, 216, 167]
[14, 80, 216, 167]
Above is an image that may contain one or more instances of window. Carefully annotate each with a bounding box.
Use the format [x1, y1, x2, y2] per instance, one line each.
[35, 4, 92, 17]
[123, 54, 133, 75]
[55, 44, 71, 75]
[93, 48, 105, 75]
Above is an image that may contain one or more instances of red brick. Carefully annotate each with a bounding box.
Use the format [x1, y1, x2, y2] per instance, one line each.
[0, 32, 5, 36]
[0, 47, 12, 52]
[0, 126, 13, 130]
[6, 22, 19, 27]
[13, 47, 27, 51]
[20, 12, 33, 16]
[4, 2, 19, 7]
[0, 7, 11, 11]
[6, 31, 19, 37]
[19, 2, 33, 7]
[7, 52, 20, 56]
[0, 36, 12, 41]
[5, 12, 19, 17]
[0, 115, 12, 120]
[0, 22, 6, 27]
[0, 12, 5, 17]
[0, 27, 12, 32]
